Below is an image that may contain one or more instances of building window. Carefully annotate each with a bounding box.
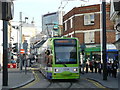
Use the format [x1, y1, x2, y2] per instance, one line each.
[84, 32, 95, 43]
[84, 14, 95, 25]
[70, 18, 73, 28]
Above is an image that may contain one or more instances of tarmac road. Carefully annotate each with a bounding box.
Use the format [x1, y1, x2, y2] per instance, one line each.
[19, 70, 107, 89]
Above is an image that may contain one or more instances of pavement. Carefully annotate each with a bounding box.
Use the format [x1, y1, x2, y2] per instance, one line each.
[0, 67, 119, 89]
[81, 72, 119, 89]
[0, 68, 35, 90]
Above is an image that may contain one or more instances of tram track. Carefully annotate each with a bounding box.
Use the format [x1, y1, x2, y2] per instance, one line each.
[19, 69, 112, 89]
[46, 80, 73, 88]
[46, 77, 111, 89]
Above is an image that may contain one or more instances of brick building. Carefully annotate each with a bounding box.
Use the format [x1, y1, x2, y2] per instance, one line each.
[62, 4, 116, 62]
[110, 0, 120, 63]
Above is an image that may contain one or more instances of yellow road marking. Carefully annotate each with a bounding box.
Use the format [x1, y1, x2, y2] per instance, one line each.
[86, 78, 111, 90]
[21, 70, 40, 88]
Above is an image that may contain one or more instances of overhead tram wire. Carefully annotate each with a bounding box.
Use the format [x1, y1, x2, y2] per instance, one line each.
[58, 1, 63, 10]
[58, 0, 89, 11]
[58, 0, 68, 11]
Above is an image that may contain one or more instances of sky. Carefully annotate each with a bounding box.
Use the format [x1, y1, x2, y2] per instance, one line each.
[13, 0, 110, 32]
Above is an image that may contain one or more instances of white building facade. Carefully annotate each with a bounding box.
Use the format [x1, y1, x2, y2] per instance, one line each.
[11, 21, 38, 53]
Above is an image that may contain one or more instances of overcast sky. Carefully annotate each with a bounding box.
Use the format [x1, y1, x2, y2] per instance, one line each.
[13, 0, 110, 32]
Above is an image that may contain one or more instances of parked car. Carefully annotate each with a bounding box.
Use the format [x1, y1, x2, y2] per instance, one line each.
[8, 60, 17, 68]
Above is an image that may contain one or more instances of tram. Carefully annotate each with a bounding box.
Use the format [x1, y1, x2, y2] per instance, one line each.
[38, 37, 80, 79]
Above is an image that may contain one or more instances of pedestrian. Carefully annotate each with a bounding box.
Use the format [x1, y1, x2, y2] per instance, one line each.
[112, 61, 118, 78]
[29, 54, 31, 66]
[107, 61, 112, 76]
[17, 54, 20, 68]
[98, 61, 102, 74]
[22, 54, 26, 67]
[89, 61, 93, 73]
[94, 61, 98, 73]
[33, 54, 35, 61]
[82, 61, 85, 74]
[79, 61, 82, 73]
[86, 62, 88, 73]
[36, 55, 38, 62]
[11, 55, 14, 61]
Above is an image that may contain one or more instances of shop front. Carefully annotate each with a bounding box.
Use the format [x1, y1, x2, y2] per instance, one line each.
[84, 44, 118, 63]
[84, 45, 101, 62]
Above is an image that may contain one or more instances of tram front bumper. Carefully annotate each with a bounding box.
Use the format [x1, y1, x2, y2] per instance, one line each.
[52, 72, 80, 79]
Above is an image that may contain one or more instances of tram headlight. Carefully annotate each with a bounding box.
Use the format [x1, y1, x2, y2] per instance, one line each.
[73, 68, 77, 72]
[55, 69, 59, 72]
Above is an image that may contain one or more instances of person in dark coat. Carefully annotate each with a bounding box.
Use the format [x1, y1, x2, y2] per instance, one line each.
[22, 54, 26, 67]
[89, 61, 93, 73]
[82, 62, 85, 74]
[98, 61, 102, 74]
[86, 62, 88, 73]
[94, 61, 98, 73]
[107, 61, 112, 76]
[79, 62, 82, 73]
[112, 61, 118, 78]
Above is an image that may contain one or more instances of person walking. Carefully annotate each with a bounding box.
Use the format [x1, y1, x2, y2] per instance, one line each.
[94, 61, 98, 73]
[107, 61, 112, 76]
[98, 61, 102, 74]
[89, 61, 93, 73]
[86, 62, 88, 73]
[82, 61, 85, 74]
[22, 54, 26, 67]
[79, 61, 82, 73]
[11, 55, 14, 61]
[112, 61, 118, 78]
[107, 62, 112, 76]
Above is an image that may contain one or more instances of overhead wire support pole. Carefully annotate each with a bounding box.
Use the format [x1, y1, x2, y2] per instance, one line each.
[102, 0, 107, 80]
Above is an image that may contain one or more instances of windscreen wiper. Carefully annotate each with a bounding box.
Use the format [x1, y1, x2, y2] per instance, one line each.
[62, 63, 67, 67]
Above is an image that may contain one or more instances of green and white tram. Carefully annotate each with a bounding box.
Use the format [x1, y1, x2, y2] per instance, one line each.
[38, 37, 80, 79]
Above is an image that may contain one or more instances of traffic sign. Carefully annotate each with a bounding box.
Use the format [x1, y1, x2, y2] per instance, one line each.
[20, 49, 25, 54]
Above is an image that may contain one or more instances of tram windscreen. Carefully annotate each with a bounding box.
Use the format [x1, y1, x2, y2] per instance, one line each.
[54, 39, 77, 64]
